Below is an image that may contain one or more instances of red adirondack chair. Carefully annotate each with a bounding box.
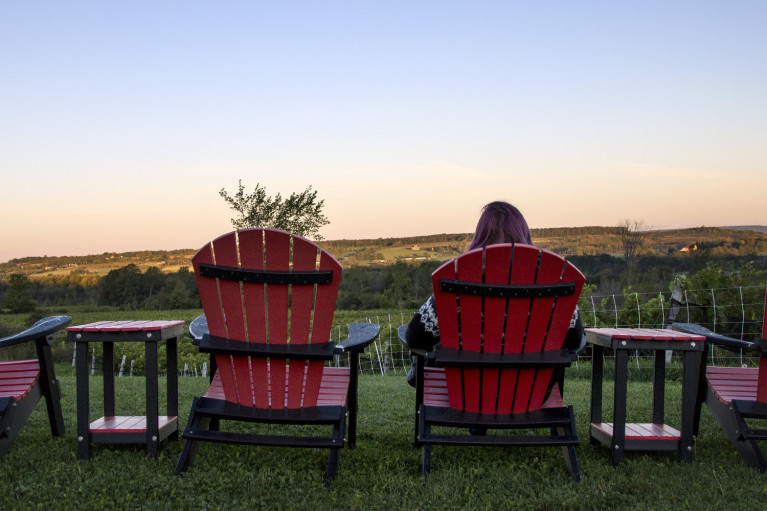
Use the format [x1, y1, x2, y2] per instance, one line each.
[401, 244, 584, 480]
[174, 229, 379, 485]
[0, 315, 70, 456]
[672, 287, 767, 470]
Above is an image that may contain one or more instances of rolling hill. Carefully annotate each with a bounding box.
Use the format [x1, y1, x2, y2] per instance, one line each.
[2, 226, 766, 281]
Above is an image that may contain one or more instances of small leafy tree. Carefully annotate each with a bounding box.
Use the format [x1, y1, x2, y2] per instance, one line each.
[219, 181, 330, 240]
[3, 274, 37, 313]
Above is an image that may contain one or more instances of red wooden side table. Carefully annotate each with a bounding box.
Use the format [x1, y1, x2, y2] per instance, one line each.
[585, 328, 706, 466]
[67, 320, 183, 459]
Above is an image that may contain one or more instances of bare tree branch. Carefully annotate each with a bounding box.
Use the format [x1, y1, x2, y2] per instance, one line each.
[616, 218, 651, 285]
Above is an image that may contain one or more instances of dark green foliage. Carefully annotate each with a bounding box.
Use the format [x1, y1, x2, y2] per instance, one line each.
[676, 261, 766, 339]
[97, 265, 200, 310]
[337, 260, 442, 310]
[2, 273, 37, 313]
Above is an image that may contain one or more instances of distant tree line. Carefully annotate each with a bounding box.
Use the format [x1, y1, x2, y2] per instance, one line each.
[1, 254, 765, 317]
[0, 265, 200, 312]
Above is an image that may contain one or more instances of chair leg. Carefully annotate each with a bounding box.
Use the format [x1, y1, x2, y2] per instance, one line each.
[325, 448, 340, 488]
[324, 418, 345, 487]
[174, 399, 210, 475]
[0, 397, 19, 457]
[36, 340, 65, 437]
[563, 407, 581, 482]
[562, 444, 581, 482]
[421, 420, 431, 479]
[422, 444, 431, 479]
[707, 393, 767, 471]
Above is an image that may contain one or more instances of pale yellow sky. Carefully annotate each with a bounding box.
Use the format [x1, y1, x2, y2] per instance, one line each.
[2, 2, 766, 262]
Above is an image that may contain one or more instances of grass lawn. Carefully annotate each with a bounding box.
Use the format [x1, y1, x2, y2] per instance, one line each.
[2, 369, 767, 510]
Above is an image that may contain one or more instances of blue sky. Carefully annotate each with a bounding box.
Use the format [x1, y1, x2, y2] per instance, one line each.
[1, 1, 765, 262]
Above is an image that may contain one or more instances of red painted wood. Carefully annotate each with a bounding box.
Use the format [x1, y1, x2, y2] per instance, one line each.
[303, 249, 341, 406]
[708, 366, 760, 405]
[89, 415, 176, 433]
[237, 229, 267, 341]
[289, 235, 317, 344]
[522, 250, 563, 410]
[505, 246, 540, 414]
[67, 320, 185, 333]
[481, 245, 512, 413]
[432, 258, 463, 409]
[542, 385, 564, 409]
[591, 422, 681, 441]
[264, 229, 290, 343]
[0, 360, 40, 399]
[216, 232, 253, 406]
[237, 230, 269, 407]
[430, 244, 584, 417]
[757, 357, 767, 403]
[194, 240, 237, 404]
[423, 370, 567, 410]
[195, 229, 344, 410]
[423, 368, 450, 407]
[310, 249, 340, 344]
[204, 366, 349, 407]
[263, 230, 290, 409]
[286, 235, 317, 408]
[457, 249, 483, 413]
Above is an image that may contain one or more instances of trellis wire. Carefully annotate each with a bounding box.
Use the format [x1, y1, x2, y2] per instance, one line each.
[332, 284, 765, 374]
[161, 285, 765, 377]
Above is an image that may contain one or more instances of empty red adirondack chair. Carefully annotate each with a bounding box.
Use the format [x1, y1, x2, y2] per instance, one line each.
[672, 287, 767, 470]
[174, 229, 379, 485]
[1, 316, 71, 456]
[401, 244, 584, 480]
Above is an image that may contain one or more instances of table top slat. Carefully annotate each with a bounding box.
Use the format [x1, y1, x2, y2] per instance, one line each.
[68, 320, 184, 333]
[585, 327, 706, 344]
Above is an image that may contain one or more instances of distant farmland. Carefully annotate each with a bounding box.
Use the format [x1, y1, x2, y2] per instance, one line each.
[1, 225, 766, 281]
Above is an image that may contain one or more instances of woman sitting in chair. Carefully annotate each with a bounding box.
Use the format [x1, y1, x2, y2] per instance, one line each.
[404, 200, 583, 387]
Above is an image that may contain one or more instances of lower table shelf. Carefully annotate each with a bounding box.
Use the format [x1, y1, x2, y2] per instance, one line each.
[591, 422, 681, 451]
[89, 416, 178, 443]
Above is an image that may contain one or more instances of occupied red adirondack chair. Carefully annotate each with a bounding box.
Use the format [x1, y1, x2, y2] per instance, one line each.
[174, 229, 380, 485]
[0, 316, 70, 456]
[673, 287, 767, 470]
[402, 244, 584, 480]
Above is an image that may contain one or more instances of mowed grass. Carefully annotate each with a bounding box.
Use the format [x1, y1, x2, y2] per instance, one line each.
[2, 370, 767, 510]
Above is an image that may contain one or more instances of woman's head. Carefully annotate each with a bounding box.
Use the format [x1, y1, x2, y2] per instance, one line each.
[468, 201, 533, 250]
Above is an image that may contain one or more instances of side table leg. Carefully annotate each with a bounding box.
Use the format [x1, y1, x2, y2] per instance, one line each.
[612, 349, 628, 466]
[652, 349, 666, 424]
[167, 337, 179, 440]
[590, 345, 604, 447]
[75, 341, 90, 460]
[679, 350, 702, 462]
[103, 342, 115, 417]
[145, 342, 159, 458]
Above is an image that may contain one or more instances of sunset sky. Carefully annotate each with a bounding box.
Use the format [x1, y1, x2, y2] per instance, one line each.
[2, 1, 765, 263]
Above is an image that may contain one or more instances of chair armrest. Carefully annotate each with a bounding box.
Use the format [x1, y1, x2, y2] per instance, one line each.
[335, 322, 380, 353]
[672, 322, 756, 352]
[397, 324, 430, 358]
[189, 314, 208, 346]
[571, 334, 587, 357]
[0, 315, 71, 349]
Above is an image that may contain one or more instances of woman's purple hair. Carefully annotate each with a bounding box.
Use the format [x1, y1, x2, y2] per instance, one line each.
[468, 201, 533, 251]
